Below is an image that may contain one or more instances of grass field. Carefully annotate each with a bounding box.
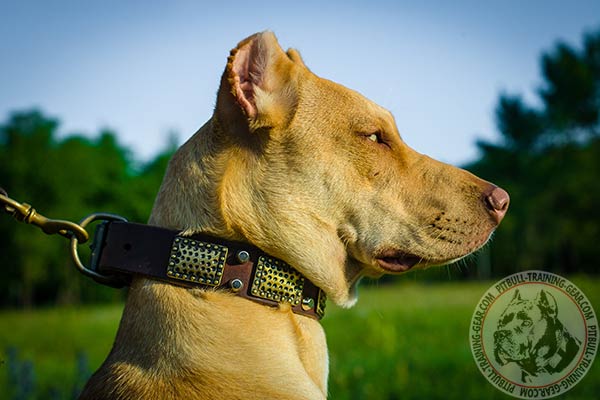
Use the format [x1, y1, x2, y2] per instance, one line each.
[1, 277, 598, 399]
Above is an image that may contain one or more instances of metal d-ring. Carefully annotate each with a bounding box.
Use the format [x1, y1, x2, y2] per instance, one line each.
[70, 213, 128, 286]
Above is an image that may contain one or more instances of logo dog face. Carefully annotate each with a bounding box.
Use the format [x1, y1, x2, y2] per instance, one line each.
[493, 289, 580, 381]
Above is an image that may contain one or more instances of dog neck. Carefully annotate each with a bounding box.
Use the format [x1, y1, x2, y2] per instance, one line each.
[542, 326, 580, 374]
[95, 278, 328, 398]
[88, 119, 329, 398]
[149, 117, 363, 307]
[148, 118, 235, 237]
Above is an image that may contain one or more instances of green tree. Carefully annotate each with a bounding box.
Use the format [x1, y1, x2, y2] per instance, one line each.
[0, 111, 62, 306]
[0, 110, 175, 307]
[466, 28, 600, 277]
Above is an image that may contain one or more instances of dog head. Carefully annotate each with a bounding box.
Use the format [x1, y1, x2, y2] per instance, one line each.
[151, 32, 509, 307]
[494, 289, 560, 375]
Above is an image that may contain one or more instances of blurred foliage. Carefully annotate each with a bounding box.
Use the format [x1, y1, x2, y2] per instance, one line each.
[464, 28, 600, 278]
[0, 111, 176, 307]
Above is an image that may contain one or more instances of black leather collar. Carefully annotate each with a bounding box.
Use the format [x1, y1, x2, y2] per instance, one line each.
[90, 221, 326, 319]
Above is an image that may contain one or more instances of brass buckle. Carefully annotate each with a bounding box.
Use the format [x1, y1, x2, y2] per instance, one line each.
[71, 213, 129, 287]
[250, 256, 304, 305]
[167, 237, 228, 286]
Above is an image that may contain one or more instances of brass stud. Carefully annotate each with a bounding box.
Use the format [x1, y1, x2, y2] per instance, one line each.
[230, 279, 244, 292]
[302, 297, 315, 311]
[237, 250, 250, 263]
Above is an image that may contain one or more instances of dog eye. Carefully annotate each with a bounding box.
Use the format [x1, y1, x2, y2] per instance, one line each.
[368, 133, 379, 142]
[522, 320, 532, 327]
[365, 132, 384, 144]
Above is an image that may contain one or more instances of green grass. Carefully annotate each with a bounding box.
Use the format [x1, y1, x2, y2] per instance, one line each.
[1, 278, 598, 399]
[0, 305, 124, 399]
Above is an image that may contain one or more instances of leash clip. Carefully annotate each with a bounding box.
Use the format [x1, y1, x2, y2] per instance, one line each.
[0, 187, 89, 243]
[1, 187, 130, 287]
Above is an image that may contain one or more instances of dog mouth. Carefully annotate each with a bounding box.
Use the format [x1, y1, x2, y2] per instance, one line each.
[375, 251, 422, 272]
[494, 346, 509, 366]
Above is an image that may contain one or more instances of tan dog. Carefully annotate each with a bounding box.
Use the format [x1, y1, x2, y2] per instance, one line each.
[80, 31, 509, 399]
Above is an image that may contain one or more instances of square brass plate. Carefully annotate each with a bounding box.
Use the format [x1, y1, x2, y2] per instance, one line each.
[166, 237, 228, 286]
[250, 256, 304, 305]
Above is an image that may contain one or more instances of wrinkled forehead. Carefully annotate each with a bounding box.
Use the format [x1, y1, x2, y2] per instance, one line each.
[500, 301, 542, 322]
[504, 300, 533, 313]
[299, 75, 396, 130]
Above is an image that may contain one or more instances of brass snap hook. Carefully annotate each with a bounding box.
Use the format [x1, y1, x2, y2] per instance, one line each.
[0, 188, 89, 242]
[1, 187, 129, 288]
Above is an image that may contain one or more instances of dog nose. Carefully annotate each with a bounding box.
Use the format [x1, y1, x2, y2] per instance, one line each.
[485, 186, 510, 223]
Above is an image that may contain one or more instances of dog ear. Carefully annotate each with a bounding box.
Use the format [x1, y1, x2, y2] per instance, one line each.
[535, 289, 558, 318]
[510, 289, 523, 303]
[216, 31, 298, 134]
[286, 48, 308, 68]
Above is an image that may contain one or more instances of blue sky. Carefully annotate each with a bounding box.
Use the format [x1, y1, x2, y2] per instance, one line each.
[1, 1, 599, 165]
